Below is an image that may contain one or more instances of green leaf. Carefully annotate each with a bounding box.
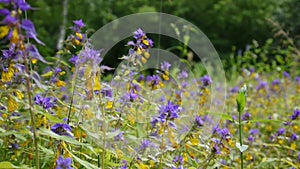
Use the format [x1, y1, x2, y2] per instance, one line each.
[235, 143, 248, 152]
[0, 161, 20, 168]
[236, 92, 246, 112]
[39, 128, 90, 146]
[69, 151, 98, 169]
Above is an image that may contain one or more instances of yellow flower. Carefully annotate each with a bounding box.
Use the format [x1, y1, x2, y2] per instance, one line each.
[141, 57, 147, 64]
[2, 113, 8, 119]
[293, 125, 299, 132]
[10, 28, 19, 44]
[189, 135, 199, 146]
[162, 71, 169, 81]
[0, 26, 9, 39]
[246, 153, 253, 161]
[14, 90, 24, 100]
[31, 59, 38, 64]
[278, 138, 284, 145]
[106, 101, 113, 109]
[75, 32, 83, 40]
[8, 96, 18, 112]
[56, 79, 66, 87]
[266, 125, 273, 132]
[143, 51, 150, 59]
[183, 153, 188, 163]
[59, 71, 66, 76]
[1, 64, 16, 82]
[138, 163, 149, 169]
[93, 74, 101, 91]
[72, 39, 80, 46]
[142, 39, 149, 46]
[291, 143, 296, 150]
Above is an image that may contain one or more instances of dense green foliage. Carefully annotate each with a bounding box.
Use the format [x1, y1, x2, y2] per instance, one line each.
[26, 0, 299, 62]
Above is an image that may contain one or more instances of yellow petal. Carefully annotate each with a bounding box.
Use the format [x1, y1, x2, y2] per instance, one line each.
[31, 59, 38, 64]
[14, 90, 24, 99]
[142, 39, 149, 46]
[0, 26, 9, 39]
[41, 71, 53, 77]
[10, 28, 19, 44]
[8, 96, 18, 112]
[106, 101, 113, 109]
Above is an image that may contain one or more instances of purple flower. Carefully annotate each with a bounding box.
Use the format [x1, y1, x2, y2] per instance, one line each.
[0, 9, 10, 16]
[136, 74, 145, 82]
[298, 152, 300, 162]
[160, 101, 180, 119]
[9, 143, 19, 149]
[283, 71, 290, 78]
[160, 61, 171, 71]
[128, 28, 153, 55]
[114, 131, 124, 141]
[249, 129, 259, 135]
[291, 109, 300, 120]
[173, 156, 183, 165]
[248, 136, 255, 142]
[272, 79, 281, 86]
[71, 19, 85, 32]
[256, 81, 268, 91]
[2, 44, 18, 60]
[295, 77, 300, 85]
[123, 90, 138, 102]
[101, 88, 113, 98]
[51, 123, 73, 137]
[34, 94, 57, 110]
[27, 45, 46, 62]
[291, 133, 298, 141]
[195, 115, 204, 127]
[133, 28, 146, 40]
[3, 15, 17, 25]
[139, 139, 151, 152]
[56, 156, 73, 169]
[178, 71, 188, 79]
[216, 128, 231, 139]
[15, 0, 31, 11]
[68, 55, 78, 64]
[146, 75, 161, 87]
[151, 101, 181, 128]
[229, 86, 239, 93]
[200, 75, 212, 86]
[277, 128, 285, 136]
[21, 20, 44, 45]
[120, 160, 128, 169]
[77, 45, 102, 66]
[242, 112, 251, 121]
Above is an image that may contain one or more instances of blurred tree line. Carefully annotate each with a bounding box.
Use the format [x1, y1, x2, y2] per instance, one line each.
[26, 0, 300, 64]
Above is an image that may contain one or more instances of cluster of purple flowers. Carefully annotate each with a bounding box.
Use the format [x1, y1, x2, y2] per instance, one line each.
[55, 155, 73, 169]
[290, 109, 300, 120]
[248, 129, 260, 142]
[151, 101, 181, 128]
[195, 115, 204, 127]
[127, 28, 153, 55]
[172, 155, 184, 169]
[200, 75, 212, 87]
[51, 123, 73, 137]
[34, 94, 57, 110]
[256, 81, 268, 91]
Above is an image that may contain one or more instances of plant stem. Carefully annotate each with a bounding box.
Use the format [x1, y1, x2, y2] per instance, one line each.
[24, 59, 40, 169]
[238, 110, 243, 169]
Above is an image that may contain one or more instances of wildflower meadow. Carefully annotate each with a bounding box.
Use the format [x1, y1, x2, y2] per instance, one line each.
[0, 0, 299, 169]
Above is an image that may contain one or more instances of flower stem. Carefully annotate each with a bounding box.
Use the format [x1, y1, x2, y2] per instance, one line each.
[24, 58, 40, 169]
[238, 110, 243, 169]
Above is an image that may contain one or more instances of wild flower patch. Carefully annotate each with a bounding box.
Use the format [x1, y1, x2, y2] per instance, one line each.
[0, 1, 299, 169]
